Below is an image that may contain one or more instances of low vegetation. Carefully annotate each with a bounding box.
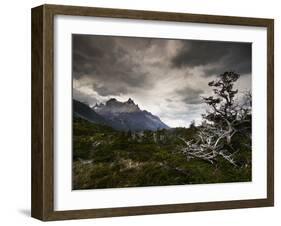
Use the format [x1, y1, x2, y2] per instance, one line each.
[73, 121, 251, 189]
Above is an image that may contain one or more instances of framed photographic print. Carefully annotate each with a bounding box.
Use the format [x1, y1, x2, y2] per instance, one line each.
[31, 4, 274, 221]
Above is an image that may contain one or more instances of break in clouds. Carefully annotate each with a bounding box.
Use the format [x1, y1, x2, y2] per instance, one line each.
[73, 34, 252, 127]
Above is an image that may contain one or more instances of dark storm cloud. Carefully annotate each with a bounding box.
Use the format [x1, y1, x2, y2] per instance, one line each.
[176, 86, 204, 105]
[172, 40, 252, 76]
[73, 34, 252, 127]
[73, 88, 98, 106]
[72, 34, 151, 96]
[92, 83, 125, 97]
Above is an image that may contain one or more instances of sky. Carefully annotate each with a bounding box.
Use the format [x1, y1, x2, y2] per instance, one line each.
[72, 34, 252, 128]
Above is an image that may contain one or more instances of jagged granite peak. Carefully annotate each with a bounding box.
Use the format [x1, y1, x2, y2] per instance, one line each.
[127, 98, 134, 104]
[90, 98, 169, 131]
[94, 98, 141, 114]
[73, 98, 169, 131]
[106, 98, 118, 105]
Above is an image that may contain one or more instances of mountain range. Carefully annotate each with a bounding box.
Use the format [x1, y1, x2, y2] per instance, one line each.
[73, 98, 169, 131]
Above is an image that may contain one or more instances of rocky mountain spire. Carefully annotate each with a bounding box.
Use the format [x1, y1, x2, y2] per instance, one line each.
[84, 98, 170, 131]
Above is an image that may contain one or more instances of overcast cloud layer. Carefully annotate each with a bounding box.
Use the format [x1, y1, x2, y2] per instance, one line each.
[72, 34, 252, 127]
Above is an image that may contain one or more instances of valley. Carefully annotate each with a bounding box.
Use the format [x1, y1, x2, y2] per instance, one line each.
[73, 117, 251, 189]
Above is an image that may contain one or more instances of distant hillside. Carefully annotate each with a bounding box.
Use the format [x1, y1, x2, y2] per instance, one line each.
[73, 99, 108, 125]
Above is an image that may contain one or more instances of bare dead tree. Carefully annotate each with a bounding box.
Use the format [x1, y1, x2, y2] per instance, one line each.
[179, 72, 252, 166]
[178, 124, 237, 166]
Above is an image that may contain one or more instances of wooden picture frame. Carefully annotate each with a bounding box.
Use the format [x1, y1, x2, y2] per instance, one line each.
[31, 4, 274, 221]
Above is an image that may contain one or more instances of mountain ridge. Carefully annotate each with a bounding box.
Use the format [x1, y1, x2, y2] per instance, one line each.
[73, 98, 169, 131]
